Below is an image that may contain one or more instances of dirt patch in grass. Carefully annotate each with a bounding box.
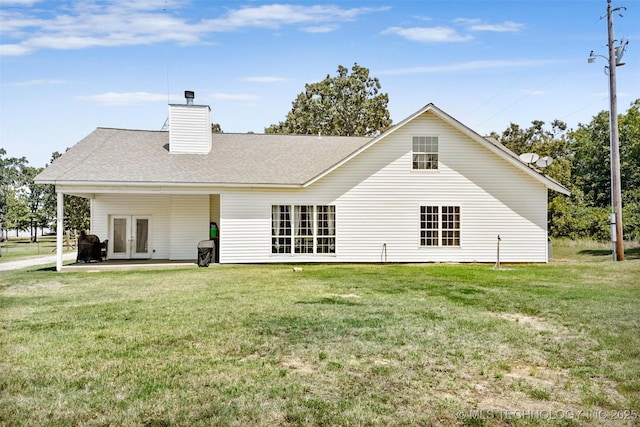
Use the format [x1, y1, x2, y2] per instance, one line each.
[491, 312, 559, 333]
[278, 356, 316, 374]
[451, 363, 632, 425]
[489, 312, 588, 344]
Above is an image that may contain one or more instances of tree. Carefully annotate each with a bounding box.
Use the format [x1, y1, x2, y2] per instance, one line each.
[22, 166, 46, 242]
[0, 149, 27, 252]
[570, 99, 640, 240]
[266, 64, 392, 137]
[490, 120, 582, 238]
[570, 110, 612, 208]
[492, 99, 640, 241]
[40, 151, 91, 236]
[4, 189, 29, 237]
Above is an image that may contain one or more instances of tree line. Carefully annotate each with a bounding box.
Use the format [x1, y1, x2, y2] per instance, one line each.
[489, 99, 640, 241]
[0, 151, 89, 243]
[1, 65, 638, 243]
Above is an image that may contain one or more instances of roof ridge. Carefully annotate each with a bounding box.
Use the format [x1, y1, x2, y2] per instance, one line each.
[96, 127, 167, 133]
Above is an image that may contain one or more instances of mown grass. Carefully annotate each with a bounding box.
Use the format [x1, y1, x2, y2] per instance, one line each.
[0, 241, 639, 426]
[0, 236, 73, 262]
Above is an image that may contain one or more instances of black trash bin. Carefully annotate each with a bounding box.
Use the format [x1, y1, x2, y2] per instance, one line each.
[197, 240, 216, 267]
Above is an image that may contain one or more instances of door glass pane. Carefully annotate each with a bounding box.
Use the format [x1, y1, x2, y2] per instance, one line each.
[113, 218, 127, 253]
[136, 219, 149, 253]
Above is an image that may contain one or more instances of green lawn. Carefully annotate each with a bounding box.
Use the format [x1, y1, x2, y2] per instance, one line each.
[1, 242, 639, 426]
[0, 236, 72, 262]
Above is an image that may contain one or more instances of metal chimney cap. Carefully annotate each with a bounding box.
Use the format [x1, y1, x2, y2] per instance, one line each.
[185, 90, 195, 105]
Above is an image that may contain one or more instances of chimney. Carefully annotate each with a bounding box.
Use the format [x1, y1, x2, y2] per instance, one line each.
[185, 90, 195, 105]
[168, 90, 212, 154]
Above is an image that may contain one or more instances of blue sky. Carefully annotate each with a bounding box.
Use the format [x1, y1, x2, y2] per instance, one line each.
[1, 0, 638, 167]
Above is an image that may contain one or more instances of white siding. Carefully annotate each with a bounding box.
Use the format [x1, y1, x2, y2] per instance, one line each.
[169, 195, 209, 260]
[83, 110, 550, 264]
[90, 193, 210, 260]
[168, 104, 212, 154]
[220, 111, 549, 264]
[91, 194, 171, 259]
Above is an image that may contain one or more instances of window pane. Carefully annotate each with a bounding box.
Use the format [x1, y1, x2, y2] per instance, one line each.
[272, 205, 291, 253]
[136, 219, 148, 253]
[294, 205, 313, 253]
[420, 206, 439, 246]
[294, 205, 313, 236]
[442, 206, 460, 246]
[412, 136, 438, 170]
[316, 205, 335, 254]
[272, 204, 335, 255]
[113, 218, 127, 253]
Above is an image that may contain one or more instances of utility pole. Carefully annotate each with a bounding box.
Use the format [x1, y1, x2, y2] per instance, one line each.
[606, 0, 625, 261]
[590, 0, 627, 261]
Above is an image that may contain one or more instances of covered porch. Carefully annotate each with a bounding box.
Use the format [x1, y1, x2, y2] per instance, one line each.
[52, 190, 221, 272]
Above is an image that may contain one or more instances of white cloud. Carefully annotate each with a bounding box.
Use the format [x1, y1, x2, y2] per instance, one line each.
[8, 79, 69, 86]
[76, 92, 168, 106]
[0, 2, 387, 56]
[302, 25, 338, 34]
[381, 26, 473, 43]
[242, 76, 288, 83]
[470, 21, 525, 32]
[202, 5, 389, 32]
[0, 0, 39, 5]
[455, 18, 525, 32]
[210, 93, 259, 101]
[379, 59, 559, 75]
[0, 43, 33, 56]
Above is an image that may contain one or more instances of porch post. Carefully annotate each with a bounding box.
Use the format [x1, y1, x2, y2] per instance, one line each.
[56, 190, 63, 272]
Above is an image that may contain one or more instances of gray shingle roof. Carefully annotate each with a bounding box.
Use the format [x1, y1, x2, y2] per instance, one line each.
[36, 128, 372, 186]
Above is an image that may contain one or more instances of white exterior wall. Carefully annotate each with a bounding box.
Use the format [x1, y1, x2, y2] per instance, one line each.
[91, 194, 171, 259]
[81, 110, 549, 264]
[90, 193, 209, 260]
[169, 195, 210, 260]
[169, 104, 212, 154]
[220, 111, 548, 263]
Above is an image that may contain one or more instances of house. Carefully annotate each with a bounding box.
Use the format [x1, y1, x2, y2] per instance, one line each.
[35, 92, 569, 271]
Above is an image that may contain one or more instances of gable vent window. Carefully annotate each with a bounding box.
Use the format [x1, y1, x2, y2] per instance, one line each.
[412, 136, 439, 170]
[420, 205, 460, 247]
[272, 205, 335, 255]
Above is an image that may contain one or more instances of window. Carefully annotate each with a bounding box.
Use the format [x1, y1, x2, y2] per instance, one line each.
[420, 206, 439, 246]
[442, 206, 460, 246]
[412, 136, 438, 170]
[420, 205, 460, 247]
[272, 205, 335, 255]
[294, 205, 314, 253]
[272, 205, 291, 253]
[316, 205, 335, 254]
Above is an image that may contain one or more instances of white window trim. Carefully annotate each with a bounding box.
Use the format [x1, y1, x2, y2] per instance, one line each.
[271, 204, 336, 256]
[419, 205, 461, 248]
[411, 136, 439, 171]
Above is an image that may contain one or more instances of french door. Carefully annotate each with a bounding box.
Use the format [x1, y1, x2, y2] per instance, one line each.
[109, 215, 151, 259]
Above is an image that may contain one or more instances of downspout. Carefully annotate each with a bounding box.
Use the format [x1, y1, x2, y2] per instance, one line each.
[56, 190, 63, 272]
